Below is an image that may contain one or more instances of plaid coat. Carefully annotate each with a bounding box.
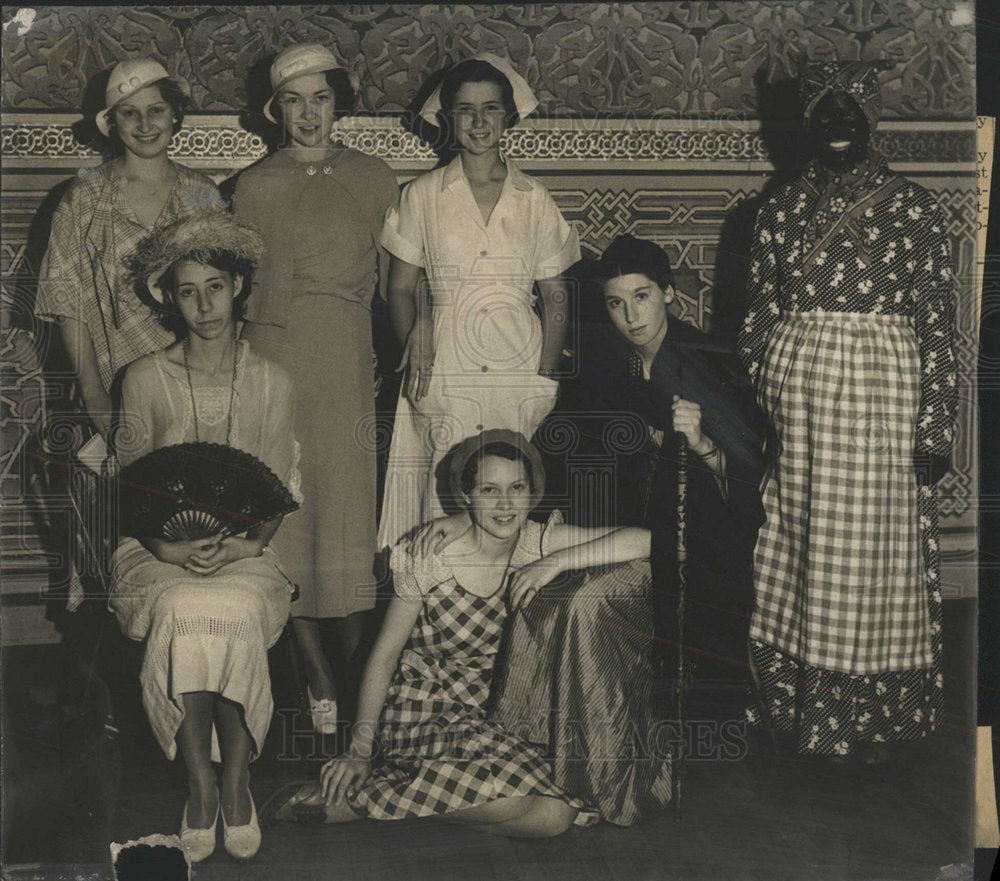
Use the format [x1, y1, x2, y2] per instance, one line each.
[36, 158, 222, 393]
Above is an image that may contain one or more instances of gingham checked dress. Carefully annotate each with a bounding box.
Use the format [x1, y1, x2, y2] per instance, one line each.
[738, 154, 957, 754]
[348, 516, 578, 819]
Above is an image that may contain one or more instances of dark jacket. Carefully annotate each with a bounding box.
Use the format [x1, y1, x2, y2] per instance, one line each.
[536, 319, 767, 670]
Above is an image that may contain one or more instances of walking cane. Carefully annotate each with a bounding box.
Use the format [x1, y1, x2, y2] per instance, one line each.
[673, 432, 688, 819]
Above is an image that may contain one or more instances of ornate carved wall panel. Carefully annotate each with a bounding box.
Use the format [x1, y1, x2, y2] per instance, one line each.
[1, 4, 979, 641]
[2, 3, 975, 118]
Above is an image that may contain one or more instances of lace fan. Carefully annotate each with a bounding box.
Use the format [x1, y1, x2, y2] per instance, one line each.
[118, 442, 298, 541]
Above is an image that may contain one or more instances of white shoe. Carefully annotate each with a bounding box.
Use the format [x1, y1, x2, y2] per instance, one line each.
[222, 788, 261, 860]
[180, 794, 219, 862]
[307, 685, 337, 734]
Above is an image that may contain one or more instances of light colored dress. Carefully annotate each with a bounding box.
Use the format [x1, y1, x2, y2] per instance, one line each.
[234, 146, 398, 618]
[35, 158, 222, 393]
[378, 156, 580, 549]
[109, 342, 301, 762]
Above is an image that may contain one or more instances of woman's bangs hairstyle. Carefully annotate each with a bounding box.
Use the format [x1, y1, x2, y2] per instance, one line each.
[460, 441, 534, 496]
[438, 59, 519, 136]
[272, 68, 356, 125]
[594, 235, 675, 293]
[155, 249, 254, 335]
[108, 77, 189, 140]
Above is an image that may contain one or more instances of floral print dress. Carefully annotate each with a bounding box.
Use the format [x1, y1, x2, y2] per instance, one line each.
[738, 153, 957, 755]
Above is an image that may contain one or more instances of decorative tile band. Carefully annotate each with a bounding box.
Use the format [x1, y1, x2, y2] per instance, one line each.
[1, 118, 976, 166]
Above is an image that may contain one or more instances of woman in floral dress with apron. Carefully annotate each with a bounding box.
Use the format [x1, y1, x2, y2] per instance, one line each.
[738, 62, 958, 762]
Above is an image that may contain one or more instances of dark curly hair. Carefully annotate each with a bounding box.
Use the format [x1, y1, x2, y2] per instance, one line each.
[592, 235, 675, 293]
[153, 253, 254, 338]
[271, 67, 356, 126]
[436, 59, 519, 148]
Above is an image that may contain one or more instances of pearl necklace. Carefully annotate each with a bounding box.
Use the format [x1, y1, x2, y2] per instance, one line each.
[183, 337, 238, 445]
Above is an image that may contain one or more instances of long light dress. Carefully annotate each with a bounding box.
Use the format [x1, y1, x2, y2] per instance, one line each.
[377, 156, 580, 549]
[109, 341, 302, 761]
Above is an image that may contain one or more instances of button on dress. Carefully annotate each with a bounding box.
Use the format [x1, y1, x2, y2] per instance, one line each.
[235, 147, 399, 618]
[377, 157, 579, 548]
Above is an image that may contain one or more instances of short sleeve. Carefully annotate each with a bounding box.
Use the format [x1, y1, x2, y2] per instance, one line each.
[36, 188, 88, 322]
[533, 192, 580, 280]
[538, 509, 566, 557]
[389, 542, 450, 601]
[380, 181, 425, 267]
[511, 510, 564, 567]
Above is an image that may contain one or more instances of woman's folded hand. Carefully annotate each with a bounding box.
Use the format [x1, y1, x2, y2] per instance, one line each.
[144, 534, 223, 569]
[184, 535, 265, 576]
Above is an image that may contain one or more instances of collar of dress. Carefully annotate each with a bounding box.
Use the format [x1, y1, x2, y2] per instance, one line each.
[797, 150, 906, 271]
[440, 153, 533, 194]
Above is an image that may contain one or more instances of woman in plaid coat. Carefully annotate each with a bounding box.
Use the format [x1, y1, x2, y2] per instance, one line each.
[738, 62, 958, 762]
[36, 58, 221, 436]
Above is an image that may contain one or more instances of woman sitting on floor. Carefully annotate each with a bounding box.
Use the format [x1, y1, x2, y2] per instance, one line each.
[415, 235, 766, 825]
[110, 212, 301, 862]
[264, 430, 650, 836]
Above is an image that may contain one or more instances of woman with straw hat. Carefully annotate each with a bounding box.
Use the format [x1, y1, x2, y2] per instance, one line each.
[36, 57, 222, 438]
[233, 43, 399, 734]
[111, 210, 301, 861]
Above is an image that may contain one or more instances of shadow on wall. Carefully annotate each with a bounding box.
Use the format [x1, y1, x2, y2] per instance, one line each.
[709, 66, 808, 346]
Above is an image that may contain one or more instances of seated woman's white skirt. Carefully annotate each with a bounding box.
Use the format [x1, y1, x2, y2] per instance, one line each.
[109, 538, 293, 763]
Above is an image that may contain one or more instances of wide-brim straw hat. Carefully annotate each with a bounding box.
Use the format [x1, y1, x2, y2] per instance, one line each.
[129, 210, 265, 304]
[262, 42, 359, 124]
[96, 58, 190, 137]
[419, 52, 538, 126]
[448, 429, 546, 511]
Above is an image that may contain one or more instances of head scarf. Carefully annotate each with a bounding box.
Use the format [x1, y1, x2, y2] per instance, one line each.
[800, 61, 882, 132]
[419, 53, 538, 126]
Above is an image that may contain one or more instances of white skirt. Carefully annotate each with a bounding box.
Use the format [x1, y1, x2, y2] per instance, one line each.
[110, 538, 292, 762]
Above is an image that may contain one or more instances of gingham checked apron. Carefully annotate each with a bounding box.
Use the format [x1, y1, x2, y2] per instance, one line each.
[749, 312, 932, 676]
